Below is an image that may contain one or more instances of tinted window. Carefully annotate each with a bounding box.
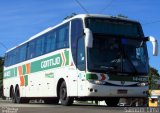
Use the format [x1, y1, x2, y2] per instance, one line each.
[7, 52, 12, 66]
[14, 48, 19, 64]
[27, 40, 36, 59]
[7, 50, 16, 65]
[36, 37, 45, 56]
[86, 18, 143, 37]
[45, 31, 57, 53]
[4, 54, 8, 66]
[71, 19, 83, 65]
[50, 31, 57, 51]
[8, 52, 13, 66]
[19, 44, 27, 62]
[5, 53, 11, 66]
[77, 37, 85, 71]
[57, 24, 69, 49]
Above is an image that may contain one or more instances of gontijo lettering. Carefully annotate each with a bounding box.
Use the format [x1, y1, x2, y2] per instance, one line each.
[41, 57, 61, 69]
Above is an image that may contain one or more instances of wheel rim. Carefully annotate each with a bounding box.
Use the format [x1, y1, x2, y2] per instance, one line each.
[16, 89, 20, 103]
[11, 89, 15, 103]
[60, 86, 67, 100]
[59, 82, 74, 106]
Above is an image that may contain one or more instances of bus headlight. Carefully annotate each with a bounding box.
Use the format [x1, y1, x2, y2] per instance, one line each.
[137, 82, 148, 87]
[89, 80, 106, 85]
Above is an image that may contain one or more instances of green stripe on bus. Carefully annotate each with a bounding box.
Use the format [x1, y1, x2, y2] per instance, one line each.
[22, 65, 26, 75]
[86, 73, 98, 80]
[30, 53, 62, 73]
[4, 67, 17, 79]
[24, 75, 28, 86]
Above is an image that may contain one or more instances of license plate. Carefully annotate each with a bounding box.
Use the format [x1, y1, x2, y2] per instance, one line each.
[117, 90, 127, 94]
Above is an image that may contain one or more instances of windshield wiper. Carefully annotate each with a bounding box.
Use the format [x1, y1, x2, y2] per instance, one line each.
[100, 66, 115, 70]
[100, 66, 115, 72]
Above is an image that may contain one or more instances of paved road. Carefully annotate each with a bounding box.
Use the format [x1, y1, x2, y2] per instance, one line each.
[0, 99, 159, 113]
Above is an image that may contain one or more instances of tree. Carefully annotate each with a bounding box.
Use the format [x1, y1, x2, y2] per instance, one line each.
[149, 67, 160, 90]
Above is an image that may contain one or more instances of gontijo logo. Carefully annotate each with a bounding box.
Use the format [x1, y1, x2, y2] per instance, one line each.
[41, 57, 61, 69]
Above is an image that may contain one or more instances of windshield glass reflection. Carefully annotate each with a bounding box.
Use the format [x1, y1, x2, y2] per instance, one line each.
[88, 36, 149, 74]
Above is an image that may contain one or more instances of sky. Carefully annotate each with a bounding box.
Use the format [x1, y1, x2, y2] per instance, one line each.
[0, 0, 160, 73]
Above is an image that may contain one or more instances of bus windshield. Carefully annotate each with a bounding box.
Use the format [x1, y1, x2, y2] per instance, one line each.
[86, 18, 149, 74]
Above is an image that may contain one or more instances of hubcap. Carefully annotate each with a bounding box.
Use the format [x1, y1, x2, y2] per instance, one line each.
[61, 87, 67, 100]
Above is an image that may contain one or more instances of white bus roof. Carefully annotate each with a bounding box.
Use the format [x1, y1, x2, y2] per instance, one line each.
[6, 14, 139, 53]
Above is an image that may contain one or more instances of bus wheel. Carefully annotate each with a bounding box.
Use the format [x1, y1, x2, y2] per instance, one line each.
[105, 98, 120, 107]
[15, 87, 29, 104]
[59, 81, 73, 106]
[11, 88, 16, 103]
[15, 87, 21, 103]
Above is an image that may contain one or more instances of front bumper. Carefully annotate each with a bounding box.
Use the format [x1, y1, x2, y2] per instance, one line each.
[84, 82, 148, 97]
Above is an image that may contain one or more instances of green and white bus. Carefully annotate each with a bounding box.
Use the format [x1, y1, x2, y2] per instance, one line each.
[3, 14, 158, 106]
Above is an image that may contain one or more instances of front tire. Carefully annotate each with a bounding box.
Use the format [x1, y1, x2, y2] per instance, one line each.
[105, 98, 120, 107]
[59, 81, 73, 106]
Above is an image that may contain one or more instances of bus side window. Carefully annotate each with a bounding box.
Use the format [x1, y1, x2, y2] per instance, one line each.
[27, 40, 36, 59]
[14, 48, 20, 64]
[50, 31, 57, 51]
[45, 33, 52, 53]
[8, 51, 14, 65]
[64, 26, 69, 47]
[7, 52, 12, 66]
[8, 49, 19, 65]
[19, 44, 27, 62]
[35, 37, 45, 56]
[45, 30, 57, 53]
[57, 23, 69, 49]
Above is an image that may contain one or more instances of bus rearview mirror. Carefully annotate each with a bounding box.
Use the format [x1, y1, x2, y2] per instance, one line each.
[147, 36, 158, 56]
[84, 28, 93, 48]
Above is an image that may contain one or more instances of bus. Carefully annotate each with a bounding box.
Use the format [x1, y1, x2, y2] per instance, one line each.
[3, 14, 158, 106]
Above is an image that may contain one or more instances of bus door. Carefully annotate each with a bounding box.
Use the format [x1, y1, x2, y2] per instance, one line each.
[76, 37, 86, 96]
[70, 19, 84, 96]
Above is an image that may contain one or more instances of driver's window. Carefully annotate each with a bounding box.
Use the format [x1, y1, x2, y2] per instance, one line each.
[136, 48, 141, 59]
[136, 47, 146, 63]
[77, 37, 86, 71]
